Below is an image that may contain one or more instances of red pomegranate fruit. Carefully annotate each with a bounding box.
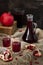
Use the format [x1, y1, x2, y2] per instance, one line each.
[0, 12, 14, 26]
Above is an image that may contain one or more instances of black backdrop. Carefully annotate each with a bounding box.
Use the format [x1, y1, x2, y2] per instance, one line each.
[0, 0, 9, 15]
[0, 0, 43, 29]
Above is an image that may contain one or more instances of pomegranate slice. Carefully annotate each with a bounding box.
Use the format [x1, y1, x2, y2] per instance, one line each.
[0, 47, 13, 61]
[33, 50, 42, 57]
[25, 44, 36, 51]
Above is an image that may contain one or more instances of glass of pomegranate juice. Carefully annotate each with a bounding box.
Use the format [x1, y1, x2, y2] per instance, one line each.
[3, 37, 11, 47]
[12, 41, 21, 52]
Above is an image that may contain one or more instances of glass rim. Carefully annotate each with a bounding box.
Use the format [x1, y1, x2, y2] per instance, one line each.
[12, 41, 21, 44]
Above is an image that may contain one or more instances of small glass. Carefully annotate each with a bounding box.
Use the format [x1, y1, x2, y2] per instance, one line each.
[12, 41, 21, 52]
[3, 37, 11, 47]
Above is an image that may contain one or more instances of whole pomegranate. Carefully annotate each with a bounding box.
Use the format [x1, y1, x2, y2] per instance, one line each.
[1, 12, 14, 26]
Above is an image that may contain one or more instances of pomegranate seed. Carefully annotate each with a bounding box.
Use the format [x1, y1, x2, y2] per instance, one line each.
[19, 54, 23, 56]
[19, 29, 22, 32]
[34, 61, 39, 64]
[30, 61, 32, 65]
[15, 58, 18, 60]
[34, 58, 37, 60]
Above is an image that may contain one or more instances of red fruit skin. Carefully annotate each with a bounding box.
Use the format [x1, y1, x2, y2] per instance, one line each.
[27, 45, 35, 51]
[2, 16, 14, 26]
[0, 13, 8, 22]
[33, 50, 38, 56]
[33, 50, 41, 57]
[0, 12, 14, 26]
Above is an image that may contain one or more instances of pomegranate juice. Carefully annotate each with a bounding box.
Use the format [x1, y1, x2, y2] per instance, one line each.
[12, 42, 21, 52]
[3, 37, 11, 47]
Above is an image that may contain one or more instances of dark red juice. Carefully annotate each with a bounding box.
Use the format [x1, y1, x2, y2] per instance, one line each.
[3, 37, 11, 47]
[22, 21, 34, 43]
[12, 42, 21, 52]
[22, 14, 38, 43]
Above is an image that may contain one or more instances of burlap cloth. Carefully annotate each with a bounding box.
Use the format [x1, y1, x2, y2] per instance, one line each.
[0, 27, 43, 65]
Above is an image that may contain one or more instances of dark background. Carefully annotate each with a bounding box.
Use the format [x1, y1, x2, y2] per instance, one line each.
[0, 0, 9, 15]
[0, 0, 43, 28]
[0, 0, 43, 20]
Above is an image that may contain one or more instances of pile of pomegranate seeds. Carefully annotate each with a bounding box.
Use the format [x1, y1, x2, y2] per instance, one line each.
[25, 44, 36, 51]
[25, 44, 42, 57]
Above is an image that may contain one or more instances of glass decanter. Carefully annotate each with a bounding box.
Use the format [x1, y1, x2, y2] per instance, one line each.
[22, 14, 38, 43]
